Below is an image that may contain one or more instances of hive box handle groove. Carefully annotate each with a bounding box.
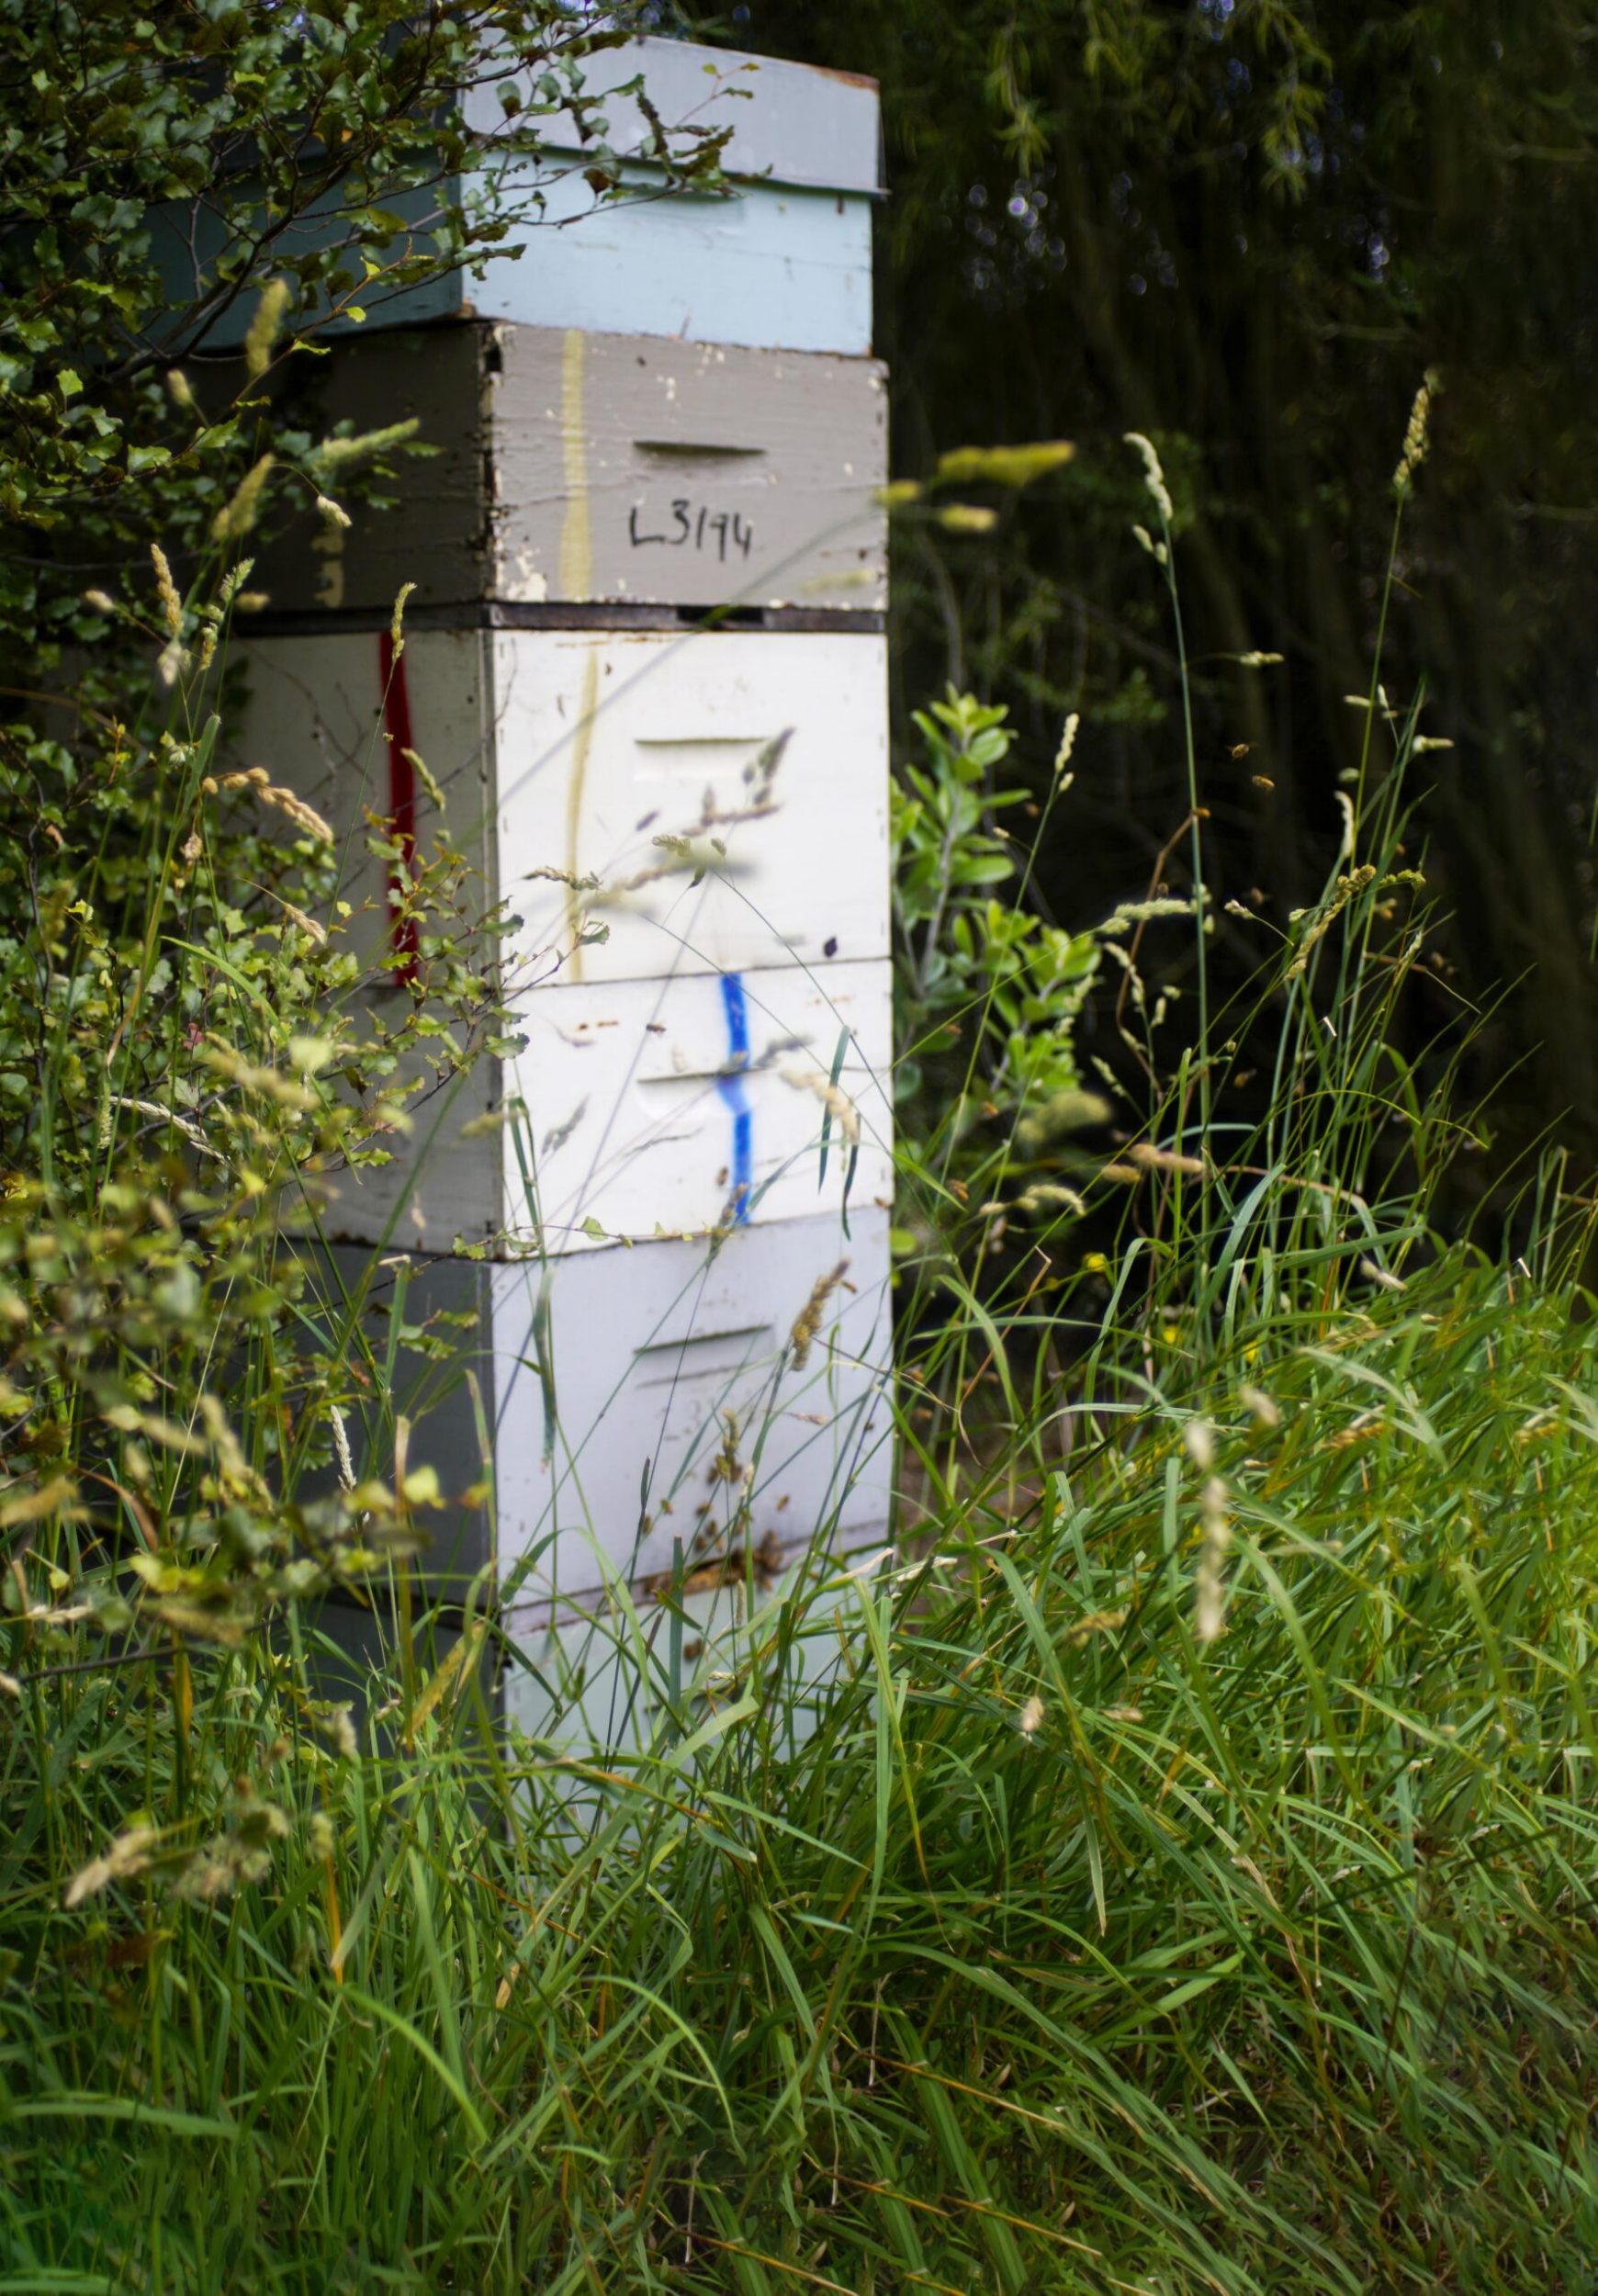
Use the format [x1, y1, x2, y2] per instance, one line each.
[633, 438, 768, 459]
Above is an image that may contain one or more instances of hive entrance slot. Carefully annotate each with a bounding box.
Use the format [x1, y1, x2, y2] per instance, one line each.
[632, 1325, 774, 1390]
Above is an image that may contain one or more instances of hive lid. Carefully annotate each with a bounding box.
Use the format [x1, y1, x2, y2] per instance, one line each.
[466, 36, 883, 197]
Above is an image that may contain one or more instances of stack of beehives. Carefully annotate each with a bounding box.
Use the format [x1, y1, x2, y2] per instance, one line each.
[223, 39, 896, 1720]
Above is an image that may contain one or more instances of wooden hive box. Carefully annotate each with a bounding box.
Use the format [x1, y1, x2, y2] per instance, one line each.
[246, 322, 887, 619]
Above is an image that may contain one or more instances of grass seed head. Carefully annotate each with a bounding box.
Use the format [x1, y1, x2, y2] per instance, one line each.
[242, 276, 290, 379]
[64, 1825, 161, 1909]
[151, 544, 183, 637]
[782, 1068, 861, 1145]
[1393, 369, 1439, 495]
[1124, 431, 1174, 524]
[790, 1259, 850, 1368]
[202, 769, 332, 844]
[330, 1406, 356, 1494]
[1183, 1419, 1216, 1472]
[212, 455, 276, 544]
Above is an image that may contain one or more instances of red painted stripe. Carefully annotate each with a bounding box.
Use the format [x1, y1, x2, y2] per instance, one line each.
[378, 630, 420, 979]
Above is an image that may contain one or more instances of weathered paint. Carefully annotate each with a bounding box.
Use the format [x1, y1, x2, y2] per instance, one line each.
[474, 162, 875, 355]
[229, 625, 495, 962]
[491, 625, 891, 981]
[241, 322, 887, 615]
[229, 628, 506, 1249]
[493, 325, 886, 608]
[377, 629, 422, 976]
[557, 329, 594, 599]
[490, 1207, 894, 1604]
[311, 1204, 893, 1615]
[234, 622, 889, 978]
[317, 954, 893, 1255]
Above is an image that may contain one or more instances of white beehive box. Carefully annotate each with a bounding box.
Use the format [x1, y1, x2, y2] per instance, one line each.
[321, 956, 894, 1255]
[252, 324, 887, 618]
[156, 39, 881, 358]
[490, 625, 889, 975]
[502, 959, 892, 1251]
[491, 1205, 894, 1606]
[500, 1540, 892, 1759]
[235, 626, 889, 977]
[319, 1206, 894, 1611]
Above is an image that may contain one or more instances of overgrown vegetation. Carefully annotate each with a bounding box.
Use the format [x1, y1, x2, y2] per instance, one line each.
[0, 0, 719, 1848]
[4, 10, 1597, 2293]
[11, 1232, 1598, 2292]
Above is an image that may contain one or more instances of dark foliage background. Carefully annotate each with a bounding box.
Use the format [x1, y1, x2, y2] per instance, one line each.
[679, 0, 1598, 1210]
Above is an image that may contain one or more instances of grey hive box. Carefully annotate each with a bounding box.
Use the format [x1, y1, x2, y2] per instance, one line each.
[242, 321, 887, 620]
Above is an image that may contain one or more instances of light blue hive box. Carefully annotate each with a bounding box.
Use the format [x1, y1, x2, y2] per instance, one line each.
[151, 36, 882, 358]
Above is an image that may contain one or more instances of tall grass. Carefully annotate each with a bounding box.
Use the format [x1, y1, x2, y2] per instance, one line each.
[6, 426, 1598, 2292]
[7, 1230, 1598, 2292]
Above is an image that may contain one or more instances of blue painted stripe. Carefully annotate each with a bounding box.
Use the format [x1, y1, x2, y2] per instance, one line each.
[717, 972, 754, 1224]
